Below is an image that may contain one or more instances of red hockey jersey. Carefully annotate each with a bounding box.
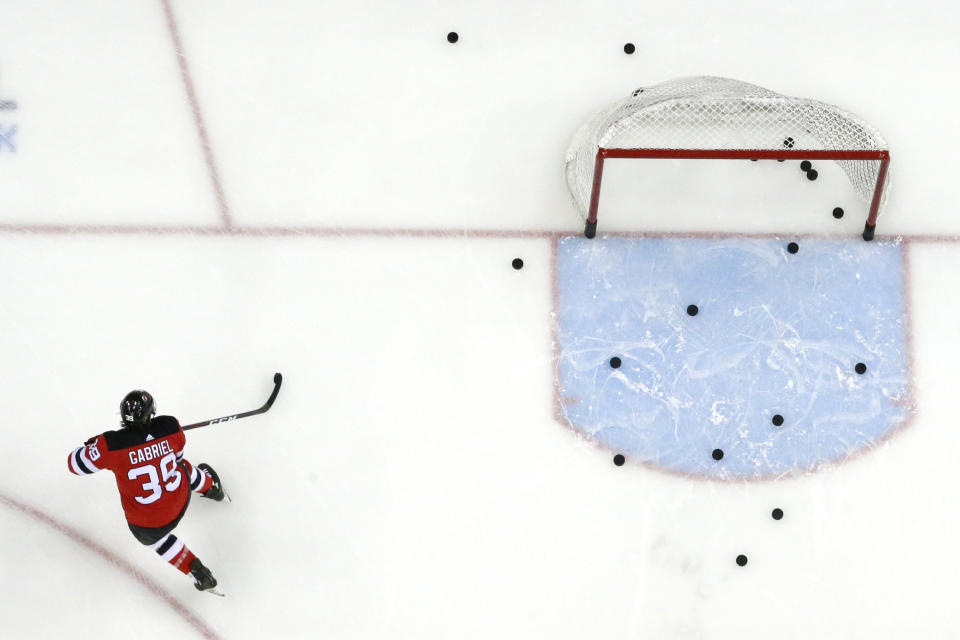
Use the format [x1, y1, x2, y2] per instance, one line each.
[68, 416, 190, 528]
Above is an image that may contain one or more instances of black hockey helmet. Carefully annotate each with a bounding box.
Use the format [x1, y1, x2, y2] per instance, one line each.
[120, 390, 156, 429]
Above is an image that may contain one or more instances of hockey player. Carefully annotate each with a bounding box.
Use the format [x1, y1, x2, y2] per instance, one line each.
[68, 390, 227, 594]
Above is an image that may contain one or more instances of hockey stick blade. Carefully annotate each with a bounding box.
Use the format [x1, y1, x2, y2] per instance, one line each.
[183, 373, 283, 431]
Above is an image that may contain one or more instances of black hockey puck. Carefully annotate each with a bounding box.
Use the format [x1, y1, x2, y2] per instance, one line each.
[772, 414, 784, 427]
[623, 43, 636, 54]
[833, 207, 845, 219]
[687, 304, 699, 316]
[610, 357, 622, 369]
[783, 137, 795, 149]
[855, 362, 867, 375]
[736, 554, 748, 567]
[806, 169, 819, 181]
[787, 242, 799, 254]
[800, 160, 812, 172]
[447, 31, 459, 43]
[512, 258, 524, 270]
[712, 448, 724, 461]
[613, 454, 625, 466]
[772, 508, 784, 520]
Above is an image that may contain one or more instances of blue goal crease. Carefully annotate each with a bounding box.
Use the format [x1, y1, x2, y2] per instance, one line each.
[555, 236, 909, 479]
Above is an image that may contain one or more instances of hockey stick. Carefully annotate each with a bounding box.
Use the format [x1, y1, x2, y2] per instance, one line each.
[183, 373, 283, 431]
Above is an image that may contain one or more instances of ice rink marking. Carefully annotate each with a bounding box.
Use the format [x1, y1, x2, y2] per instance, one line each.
[0, 491, 223, 640]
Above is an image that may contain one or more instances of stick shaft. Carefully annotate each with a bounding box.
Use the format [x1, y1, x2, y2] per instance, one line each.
[182, 373, 283, 431]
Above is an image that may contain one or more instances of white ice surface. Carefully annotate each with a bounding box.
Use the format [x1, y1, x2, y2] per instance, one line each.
[1, 1, 960, 638]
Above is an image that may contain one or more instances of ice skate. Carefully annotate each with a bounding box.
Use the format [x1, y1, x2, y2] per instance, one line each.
[190, 558, 224, 596]
[198, 463, 230, 502]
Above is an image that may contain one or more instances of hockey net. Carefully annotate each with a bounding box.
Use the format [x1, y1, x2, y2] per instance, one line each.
[564, 76, 890, 240]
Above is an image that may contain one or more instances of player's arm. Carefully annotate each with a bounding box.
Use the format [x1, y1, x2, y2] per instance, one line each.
[67, 435, 106, 476]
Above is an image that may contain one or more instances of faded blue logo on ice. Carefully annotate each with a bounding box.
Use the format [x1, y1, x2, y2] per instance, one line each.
[555, 236, 910, 479]
[0, 69, 18, 152]
[0, 123, 18, 152]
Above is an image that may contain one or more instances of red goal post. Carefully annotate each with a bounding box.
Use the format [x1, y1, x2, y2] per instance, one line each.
[565, 77, 891, 241]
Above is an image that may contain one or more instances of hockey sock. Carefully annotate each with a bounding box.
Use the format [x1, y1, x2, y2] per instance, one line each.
[150, 533, 197, 575]
[183, 460, 214, 494]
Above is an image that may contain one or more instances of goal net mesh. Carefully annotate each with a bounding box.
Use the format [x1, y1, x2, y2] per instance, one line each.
[565, 76, 889, 222]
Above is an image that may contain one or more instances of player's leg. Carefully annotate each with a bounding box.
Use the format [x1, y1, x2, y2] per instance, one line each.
[182, 459, 227, 501]
[128, 521, 219, 592]
[150, 532, 219, 592]
[149, 532, 198, 574]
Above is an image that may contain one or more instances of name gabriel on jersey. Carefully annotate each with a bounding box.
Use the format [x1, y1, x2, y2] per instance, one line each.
[128, 440, 174, 465]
